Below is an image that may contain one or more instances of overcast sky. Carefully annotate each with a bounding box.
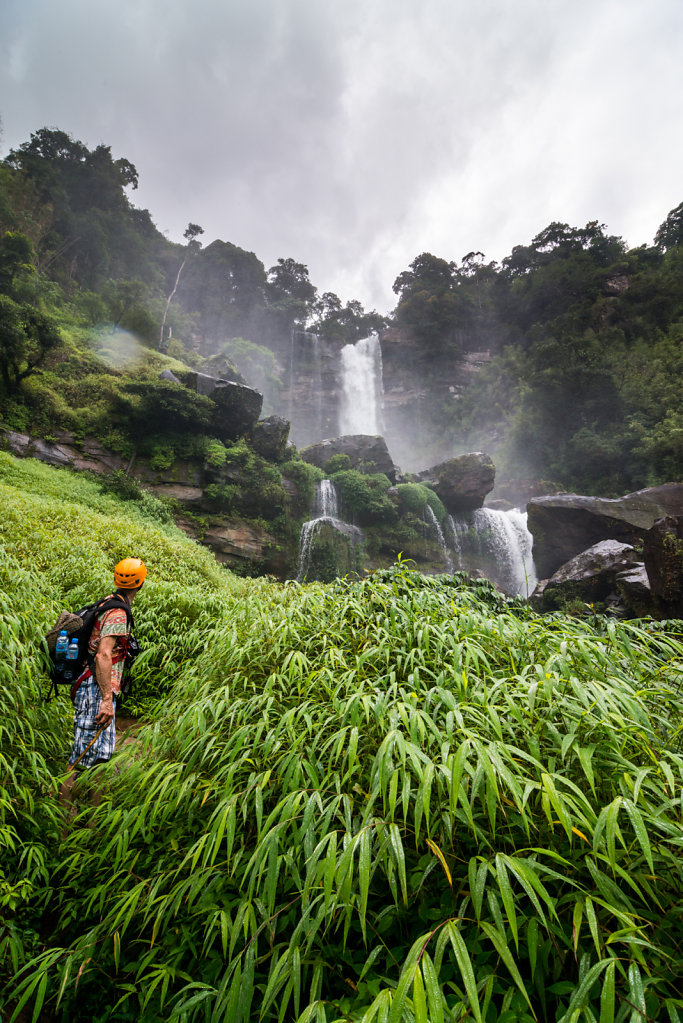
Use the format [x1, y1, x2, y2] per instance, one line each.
[2, 0, 683, 312]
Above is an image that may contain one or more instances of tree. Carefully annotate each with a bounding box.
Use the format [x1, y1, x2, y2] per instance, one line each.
[266, 257, 317, 332]
[654, 202, 683, 251]
[0, 231, 36, 298]
[158, 223, 204, 351]
[0, 295, 61, 393]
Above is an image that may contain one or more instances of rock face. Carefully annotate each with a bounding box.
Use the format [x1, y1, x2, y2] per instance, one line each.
[3, 429, 125, 473]
[203, 522, 285, 575]
[250, 416, 290, 463]
[643, 515, 683, 617]
[301, 435, 396, 482]
[532, 540, 641, 610]
[180, 371, 263, 440]
[417, 452, 495, 513]
[527, 484, 683, 578]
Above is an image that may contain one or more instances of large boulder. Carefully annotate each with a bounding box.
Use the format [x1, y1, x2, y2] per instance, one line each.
[531, 540, 641, 611]
[527, 484, 683, 579]
[643, 515, 683, 617]
[250, 416, 290, 463]
[301, 435, 396, 482]
[417, 452, 495, 513]
[179, 371, 263, 440]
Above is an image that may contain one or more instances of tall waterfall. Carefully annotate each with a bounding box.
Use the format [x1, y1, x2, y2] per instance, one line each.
[339, 334, 384, 435]
[297, 479, 362, 582]
[445, 508, 537, 597]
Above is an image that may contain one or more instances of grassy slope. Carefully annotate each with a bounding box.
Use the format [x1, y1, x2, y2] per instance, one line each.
[1, 452, 682, 1023]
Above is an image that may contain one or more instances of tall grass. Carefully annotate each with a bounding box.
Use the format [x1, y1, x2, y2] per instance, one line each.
[1, 454, 682, 1021]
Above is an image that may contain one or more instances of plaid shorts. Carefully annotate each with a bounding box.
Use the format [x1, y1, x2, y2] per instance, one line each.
[68, 675, 117, 769]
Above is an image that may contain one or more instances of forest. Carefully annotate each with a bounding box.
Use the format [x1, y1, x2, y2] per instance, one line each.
[0, 128, 682, 1022]
[1, 126, 682, 494]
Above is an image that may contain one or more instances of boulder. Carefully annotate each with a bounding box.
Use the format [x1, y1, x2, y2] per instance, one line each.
[531, 540, 641, 611]
[417, 452, 495, 513]
[159, 369, 182, 384]
[203, 521, 287, 577]
[298, 518, 363, 583]
[179, 371, 263, 440]
[301, 435, 396, 482]
[527, 484, 683, 579]
[251, 416, 290, 462]
[616, 564, 653, 618]
[643, 515, 683, 617]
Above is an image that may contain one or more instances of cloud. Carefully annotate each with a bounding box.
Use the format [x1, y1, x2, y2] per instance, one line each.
[2, 0, 683, 311]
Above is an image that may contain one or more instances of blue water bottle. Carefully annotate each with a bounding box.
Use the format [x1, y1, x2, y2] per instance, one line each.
[55, 630, 69, 673]
[62, 637, 79, 683]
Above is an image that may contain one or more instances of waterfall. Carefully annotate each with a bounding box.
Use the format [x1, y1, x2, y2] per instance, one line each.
[424, 505, 453, 571]
[445, 508, 537, 597]
[339, 334, 384, 435]
[297, 479, 363, 582]
[315, 478, 338, 518]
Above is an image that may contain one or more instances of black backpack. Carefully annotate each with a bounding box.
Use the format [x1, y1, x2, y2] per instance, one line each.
[44, 596, 140, 701]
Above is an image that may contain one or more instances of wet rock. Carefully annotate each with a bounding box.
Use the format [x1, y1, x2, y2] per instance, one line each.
[527, 484, 683, 578]
[643, 515, 683, 617]
[417, 452, 495, 513]
[531, 540, 641, 610]
[203, 521, 286, 577]
[251, 416, 290, 462]
[616, 564, 653, 617]
[179, 371, 263, 440]
[301, 435, 396, 481]
[1, 428, 124, 473]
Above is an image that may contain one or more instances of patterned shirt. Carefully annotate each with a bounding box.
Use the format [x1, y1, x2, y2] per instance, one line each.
[86, 596, 131, 696]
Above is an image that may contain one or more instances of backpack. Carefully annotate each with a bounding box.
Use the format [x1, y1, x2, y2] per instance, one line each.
[44, 596, 140, 701]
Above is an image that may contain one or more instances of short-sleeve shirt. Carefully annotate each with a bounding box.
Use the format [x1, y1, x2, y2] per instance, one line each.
[87, 596, 131, 696]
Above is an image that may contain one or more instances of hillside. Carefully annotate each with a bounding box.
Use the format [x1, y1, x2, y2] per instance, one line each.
[1, 454, 682, 1021]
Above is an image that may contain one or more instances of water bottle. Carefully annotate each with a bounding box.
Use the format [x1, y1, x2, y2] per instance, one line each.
[55, 630, 69, 672]
[62, 637, 79, 683]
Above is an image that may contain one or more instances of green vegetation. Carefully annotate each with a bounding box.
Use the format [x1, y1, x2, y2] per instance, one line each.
[1, 455, 682, 1022]
[393, 224, 683, 492]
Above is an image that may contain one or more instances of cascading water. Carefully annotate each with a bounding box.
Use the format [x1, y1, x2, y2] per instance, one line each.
[339, 333, 384, 435]
[424, 505, 453, 571]
[297, 479, 363, 582]
[444, 508, 537, 597]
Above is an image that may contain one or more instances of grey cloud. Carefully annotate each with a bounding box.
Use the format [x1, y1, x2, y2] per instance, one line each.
[2, 0, 683, 310]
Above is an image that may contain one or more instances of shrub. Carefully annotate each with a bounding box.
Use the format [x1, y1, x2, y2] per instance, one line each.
[324, 452, 351, 474]
[331, 469, 397, 525]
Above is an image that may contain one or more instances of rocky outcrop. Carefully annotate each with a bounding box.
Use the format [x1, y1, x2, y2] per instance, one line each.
[178, 371, 263, 440]
[532, 540, 641, 610]
[527, 484, 683, 578]
[250, 416, 290, 462]
[301, 435, 396, 482]
[643, 515, 683, 617]
[417, 452, 495, 513]
[203, 521, 286, 575]
[2, 429, 125, 473]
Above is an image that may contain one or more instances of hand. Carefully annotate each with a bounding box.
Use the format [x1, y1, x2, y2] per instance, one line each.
[95, 698, 114, 728]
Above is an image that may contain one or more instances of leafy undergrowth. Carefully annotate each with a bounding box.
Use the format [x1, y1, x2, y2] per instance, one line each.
[1, 453, 683, 1022]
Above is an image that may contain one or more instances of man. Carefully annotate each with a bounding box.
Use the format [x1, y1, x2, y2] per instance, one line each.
[67, 557, 146, 773]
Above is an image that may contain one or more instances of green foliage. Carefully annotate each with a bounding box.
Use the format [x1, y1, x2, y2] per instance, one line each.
[281, 457, 324, 516]
[324, 452, 352, 474]
[332, 469, 397, 525]
[2, 512, 682, 1022]
[0, 295, 62, 394]
[204, 439, 228, 468]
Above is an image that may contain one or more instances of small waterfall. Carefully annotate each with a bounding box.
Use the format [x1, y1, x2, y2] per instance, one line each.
[297, 479, 363, 582]
[339, 333, 384, 435]
[315, 478, 338, 518]
[444, 508, 537, 597]
[424, 505, 453, 571]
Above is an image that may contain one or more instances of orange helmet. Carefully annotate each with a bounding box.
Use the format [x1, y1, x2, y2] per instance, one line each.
[114, 557, 147, 589]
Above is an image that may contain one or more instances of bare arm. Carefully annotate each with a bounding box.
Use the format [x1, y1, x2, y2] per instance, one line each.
[93, 634, 116, 727]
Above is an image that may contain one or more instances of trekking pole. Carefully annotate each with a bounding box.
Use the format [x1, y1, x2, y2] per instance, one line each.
[68, 724, 108, 772]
